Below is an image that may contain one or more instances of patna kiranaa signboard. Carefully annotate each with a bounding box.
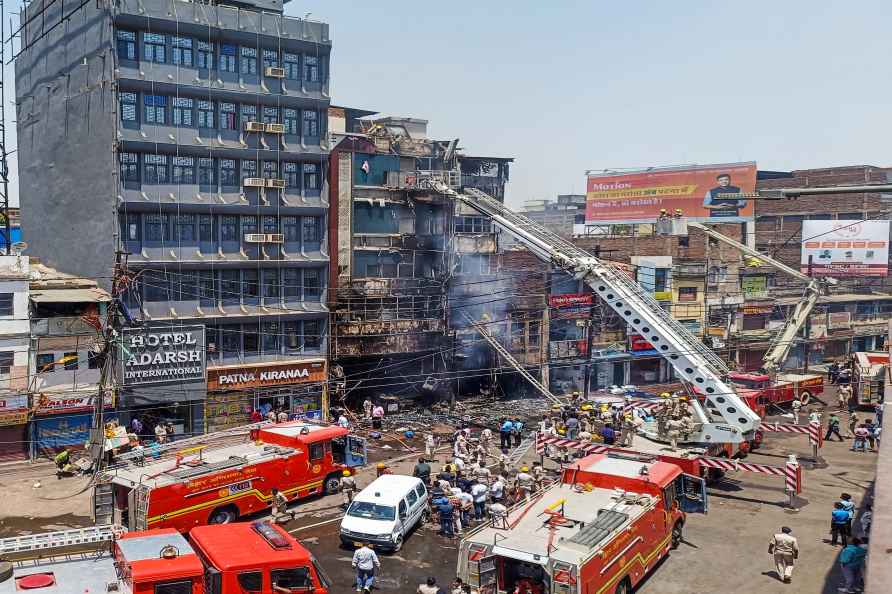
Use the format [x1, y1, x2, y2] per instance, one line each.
[121, 325, 206, 386]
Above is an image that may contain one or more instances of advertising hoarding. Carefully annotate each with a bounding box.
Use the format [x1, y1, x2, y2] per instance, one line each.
[548, 294, 593, 308]
[121, 325, 206, 386]
[586, 162, 757, 224]
[206, 360, 326, 391]
[801, 220, 890, 277]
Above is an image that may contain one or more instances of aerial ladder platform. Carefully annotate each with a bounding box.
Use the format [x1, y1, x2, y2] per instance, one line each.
[438, 185, 760, 444]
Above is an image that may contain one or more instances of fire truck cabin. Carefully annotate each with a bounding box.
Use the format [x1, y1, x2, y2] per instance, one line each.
[457, 453, 706, 594]
[190, 521, 331, 593]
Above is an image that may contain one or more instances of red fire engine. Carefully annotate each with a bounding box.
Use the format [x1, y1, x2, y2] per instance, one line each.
[729, 371, 824, 409]
[457, 451, 707, 594]
[0, 521, 331, 594]
[95, 421, 366, 532]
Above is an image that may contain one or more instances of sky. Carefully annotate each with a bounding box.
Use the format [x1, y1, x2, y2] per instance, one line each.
[288, 0, 892, 208]
[5, 1, 892, 209]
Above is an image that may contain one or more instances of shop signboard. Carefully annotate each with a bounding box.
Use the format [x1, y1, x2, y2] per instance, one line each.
[207, 360, 326, 391]
[121, 325, 206, 386]
[586, 162, 757, 224]
[34, 413, 92, 455]
[828, 312, 852, 330]
[204, 392, 253, 434]
[741, 276, 768, 299]
[801, 220, 890, 277]
[549, 294, 592, 308]
[33, 391, 114, 416]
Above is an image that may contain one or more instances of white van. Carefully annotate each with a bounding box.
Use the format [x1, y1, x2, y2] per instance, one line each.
[339, 474, 429, 551]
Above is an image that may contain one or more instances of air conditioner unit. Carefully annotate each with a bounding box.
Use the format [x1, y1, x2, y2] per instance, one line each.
[265, 178, 286, 189]
[265, 233, 284, 243]
[244, 234, 266, 243]
[265, 123, 285, 134]
[265, 66, 286, 78]
[244, 121, 265, 132]
[243, 177, 266, 187]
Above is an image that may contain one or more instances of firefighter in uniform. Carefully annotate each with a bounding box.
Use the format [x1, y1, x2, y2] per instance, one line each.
[341, 469, 357, 508]
[621, 414, 637, 447]
[656, 393, 671, 438]
[666, 416, 685, 450]
[768, 526, 799, 583]
[531, 461, 545, 492]
[515, 466, 534, 502]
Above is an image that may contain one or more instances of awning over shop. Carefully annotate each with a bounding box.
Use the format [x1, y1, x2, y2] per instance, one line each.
[30, 288, 111, 303]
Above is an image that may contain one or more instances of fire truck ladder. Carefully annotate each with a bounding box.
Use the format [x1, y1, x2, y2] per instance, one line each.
[507, 435, 537, 467]
[443, 185, 759, 444]
[132, 484, 150, 531]
[111, 421, 271, 465]
[0, 525, 120, 556]
[461, 311, 562, 406]
[92, 482, 115, 525]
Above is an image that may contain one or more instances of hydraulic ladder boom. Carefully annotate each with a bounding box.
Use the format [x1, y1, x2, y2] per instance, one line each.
[686, 222, 836, 374]
[442, 185, 759, 444]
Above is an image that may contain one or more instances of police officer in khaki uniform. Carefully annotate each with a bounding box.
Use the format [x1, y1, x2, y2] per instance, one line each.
[768, 526, 799, 583]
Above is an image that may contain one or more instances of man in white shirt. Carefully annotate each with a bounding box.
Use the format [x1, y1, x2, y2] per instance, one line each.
[425, 433, 437, 459]
[338, 414, 350, 428]
[351, 543, 380, 593]
[471, 481, 489, 520]
[154, 423, 168, 444]
[490, 477, 505, 503]
[277, 409, 289, 423]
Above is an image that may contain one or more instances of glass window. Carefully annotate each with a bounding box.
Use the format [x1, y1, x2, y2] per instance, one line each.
[284, 269, 301, 300]
[120, 92, 137, 122]
[143, 154, 169, 184]
[199, 215, 215, 242]
[144, 95, 166, 124]
[678, 286, 698, 302]
[406, 489, 418, 507]
[302, 217, 319, 242]
[173, 271, 197, 301]
[220, 159, 237, 186]
[236, 572, 262, 593]
[240, 46, 257, 75]
[221, 322, 241, 353]
[304, 55, 318, 82]
[123, 213, 140, 242]
[242, 268, 260, 299]
[155, 580, 193, 594]
[198, 158, 216, 185]
[270, 568, 312, 590]
[0, 293, 12, 316]
[304, 319, 322, 349]
[172, 156, 195, 184]
[220, 271, 240, 304]
[283, 162, 299, 188]
[119, 152, 139, 183]
[309, 442, 323, 461]
[304, 269, 321, 300]
[241, 104, 257, 124]
[220, 102, 236, 130]
[283, 216, 299, 242]
[196, 41, 214, 69]
[220, 215, 239, 242]
[117, 30, 137, 61]
[262, 49, 279, 69]
[144, 214, 166, 241]
[242, 215, 258, 236]
[241, 160, 257, 179]
[198, 270, 216, 306]
[262, 106, 278, 124]
[171, 36, 193, 66]
[243, 321, 260, 354]
[197, 100, 214, 128]
[303, 163, 319, 190]
[262, 161, 278, 180]
[174, 214, 195, 241]
[283, 321, 300, 350]
[283, 52, 300, 80]
[143, 32, 166, 63]
[302, 110, 318, 137]
[262, 320, 280, 354]
[172, 97, 194, 127]
[219, 44, 237, 72]
[37, 353, 54, 373]
[283, 109, 299, 135]
[263, 216, 279, 234]
[263, 270, 280, 299]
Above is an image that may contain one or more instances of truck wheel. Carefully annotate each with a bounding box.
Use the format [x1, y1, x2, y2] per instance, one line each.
[614, 577, 632, 594]
[209, 505, 238, 524]
[799, 391, 812, 405]
[671, 521, 684, 549]
[324, 476, 341, 495]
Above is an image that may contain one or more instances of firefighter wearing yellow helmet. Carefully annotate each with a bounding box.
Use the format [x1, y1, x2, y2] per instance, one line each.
[341, 468, 357, 507]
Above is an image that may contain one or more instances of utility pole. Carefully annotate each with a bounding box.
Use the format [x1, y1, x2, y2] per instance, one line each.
[0, 0, 12, 255]
[803, 254, 814, 373]
[582, 245, 601, 399]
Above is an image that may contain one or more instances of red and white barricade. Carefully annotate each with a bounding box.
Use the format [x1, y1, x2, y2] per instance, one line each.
[760, 421, 823, 448]
[698, 455, 802, 494]
[535, 432, 609, 456]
